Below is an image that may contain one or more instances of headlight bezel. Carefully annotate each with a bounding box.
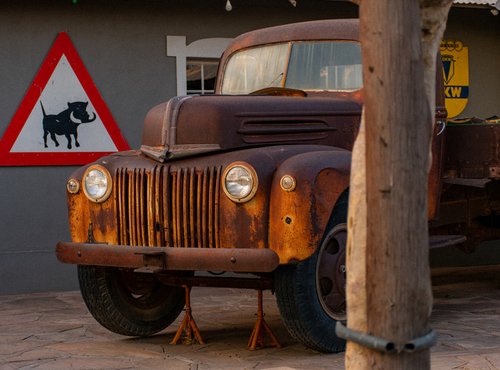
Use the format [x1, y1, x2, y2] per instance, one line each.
[222, 162, 258, 203]
[82, 164, 112, 203]
[280, 174, 297, 192]
[66, 178, 80, 194]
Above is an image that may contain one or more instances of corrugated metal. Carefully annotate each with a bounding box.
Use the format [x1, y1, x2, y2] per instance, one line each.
[453, 0, 496, 5]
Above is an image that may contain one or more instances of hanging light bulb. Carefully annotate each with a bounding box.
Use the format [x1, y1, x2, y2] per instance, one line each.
[225, 0, 232, 11]
[288, 0, 297, 7]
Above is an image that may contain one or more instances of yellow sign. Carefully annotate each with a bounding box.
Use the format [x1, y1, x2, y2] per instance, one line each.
[440, 40, 469, 118]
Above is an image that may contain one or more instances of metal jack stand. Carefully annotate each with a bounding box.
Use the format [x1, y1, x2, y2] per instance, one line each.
[170, 285, 205, 345]
[248, 289, 281, 350]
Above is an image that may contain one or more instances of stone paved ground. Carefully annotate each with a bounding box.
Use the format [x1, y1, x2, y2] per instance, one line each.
[0, 265, 499, 370]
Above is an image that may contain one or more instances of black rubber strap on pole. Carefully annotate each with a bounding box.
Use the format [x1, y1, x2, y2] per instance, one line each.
[335, 321, 437, 354]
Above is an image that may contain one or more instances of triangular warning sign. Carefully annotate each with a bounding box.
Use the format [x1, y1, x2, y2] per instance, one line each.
[0, 32, 129, 166]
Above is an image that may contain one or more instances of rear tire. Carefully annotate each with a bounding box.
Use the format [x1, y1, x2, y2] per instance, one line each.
[78, 265, 185, 336]
[275, 194, 347, 353]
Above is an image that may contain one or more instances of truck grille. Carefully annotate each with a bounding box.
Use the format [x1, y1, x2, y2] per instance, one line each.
[115, 166, 221, 248]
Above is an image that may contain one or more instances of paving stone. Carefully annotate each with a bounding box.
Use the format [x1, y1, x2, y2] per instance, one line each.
[0, 267, 499, 369]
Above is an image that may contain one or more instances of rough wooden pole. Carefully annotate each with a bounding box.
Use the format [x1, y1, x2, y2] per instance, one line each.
[344, 0, 451, 368]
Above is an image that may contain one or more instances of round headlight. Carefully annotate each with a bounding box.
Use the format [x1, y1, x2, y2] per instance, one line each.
[83, 165, 112, 203]
[67, 178, 80, 194]
[280, 175, 296, 192]
[223, 163, 258, 203]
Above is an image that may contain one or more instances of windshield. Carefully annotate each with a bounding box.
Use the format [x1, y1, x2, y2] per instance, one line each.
[221, 41, 362, 94]
[221, 43, 289, 94]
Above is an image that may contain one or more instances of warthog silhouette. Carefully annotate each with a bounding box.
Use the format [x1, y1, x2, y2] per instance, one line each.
[41, 101, 97, 149]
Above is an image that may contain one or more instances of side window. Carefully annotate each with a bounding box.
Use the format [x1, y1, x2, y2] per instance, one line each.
[186, 59, 219, 95]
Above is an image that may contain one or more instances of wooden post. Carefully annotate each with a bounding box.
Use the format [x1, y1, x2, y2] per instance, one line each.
[345, 1, 452, 369]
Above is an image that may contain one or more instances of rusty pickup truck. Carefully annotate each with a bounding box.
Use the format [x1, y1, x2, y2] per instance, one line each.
[56, 19, 500, 353]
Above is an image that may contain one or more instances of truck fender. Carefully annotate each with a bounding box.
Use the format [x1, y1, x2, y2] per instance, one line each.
[269, 149, 351, 264]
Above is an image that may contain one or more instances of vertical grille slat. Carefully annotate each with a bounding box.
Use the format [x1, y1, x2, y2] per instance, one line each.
[171, 171, 182, 247]
[182, 168, 190, 248]
[162, 166, 173, 247]
[115, 169, 124, 244]
[214, 166, 221, 249]
[147, 169, 155, 246]
[116, 165, 220, 248]
[189, 168, 196, 248]
[138, 168, 146, 246]
[208, 167, 215, 248]
[153, 166, 162, 246]
[201, 168, 208, 248]
[129, 169, 137, 246]
[196, 172, 203, 248]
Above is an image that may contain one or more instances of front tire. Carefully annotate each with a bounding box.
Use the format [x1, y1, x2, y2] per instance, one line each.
[275, 195, 347, 353]
[78, 266, 185, 336]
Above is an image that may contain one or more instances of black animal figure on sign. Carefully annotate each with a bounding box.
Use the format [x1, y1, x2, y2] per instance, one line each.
[41, 101, 97, 149]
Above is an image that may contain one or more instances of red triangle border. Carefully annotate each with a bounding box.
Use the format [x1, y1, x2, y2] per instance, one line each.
[0, 32, 130, 166]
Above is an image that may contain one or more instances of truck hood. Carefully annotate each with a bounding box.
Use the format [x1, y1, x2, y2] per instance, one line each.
[141, 94, 361, 162]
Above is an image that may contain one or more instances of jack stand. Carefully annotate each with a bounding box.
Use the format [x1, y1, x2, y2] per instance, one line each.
[170, 285, 205, 345]
[248, 289, 281, 350]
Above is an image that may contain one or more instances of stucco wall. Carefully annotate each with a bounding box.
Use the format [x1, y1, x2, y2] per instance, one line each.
[0, 0, 358, 294]
[0, 1, 498, 294]
[445, 7, 500, 119]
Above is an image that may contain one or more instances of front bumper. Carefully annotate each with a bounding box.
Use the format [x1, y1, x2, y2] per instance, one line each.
[55, 242, 280, 273]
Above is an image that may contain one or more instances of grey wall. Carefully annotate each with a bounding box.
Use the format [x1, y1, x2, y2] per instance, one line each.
[444, 7, 500, 119]
[0, 0, 358, 294]
[0, 1, 498, 294]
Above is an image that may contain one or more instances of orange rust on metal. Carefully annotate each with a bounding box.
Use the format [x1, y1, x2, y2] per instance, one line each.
[129, 170, 136, 245]
[162, 166, 172, 247]
[189, 168, 195, 248]
[201, 168, 207, 248]
[140, 168, 146, 245]
[182, 168, 189, 248]
[217, 155, 277, 251]
[208, 167, 214, 247]
[135, 169, 141, 245]
[56, 242, 280, 272]
[116, 169, 125, 244]
[269, 150, 351, 263]
[153, 166, 161, 246]
[147, 169, 154, 245]
[218, 187, 269, 250]
[88, 198, 118, 245]
[315, 168, 350, 221]
[174, 169, 181, 247]
[196, 169, 202, 248]
[248, 289, 281, 351]
[136, 169, 142, 244]
[170, 286, 205, 345]
[215, 166, 221, 249]
[114, 165, 224, 249]
[67, 186, 90, 243]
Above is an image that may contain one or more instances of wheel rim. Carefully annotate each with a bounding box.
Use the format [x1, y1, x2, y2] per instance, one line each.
[316, 223, 347, 320]
[116, 270, 167, 309]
